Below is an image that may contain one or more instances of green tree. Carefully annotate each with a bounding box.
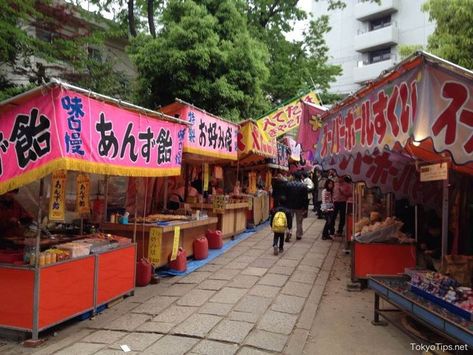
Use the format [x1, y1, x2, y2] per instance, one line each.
[423, 0, 473, 69]
[130, 0, 269, 121]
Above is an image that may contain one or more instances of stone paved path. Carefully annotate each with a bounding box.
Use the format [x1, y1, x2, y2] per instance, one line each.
[4, 214, 339, 355]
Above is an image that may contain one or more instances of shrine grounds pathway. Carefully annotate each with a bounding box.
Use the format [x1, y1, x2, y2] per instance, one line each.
[2, 214, 416, 355]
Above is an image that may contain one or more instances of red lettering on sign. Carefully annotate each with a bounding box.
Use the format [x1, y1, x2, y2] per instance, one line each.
[320, 125, 333, 158]
[410, 81, 417, 123]
[399, 82, 411, 133]
[345, 110, 355, 151]
[362, 101, 374, 146]
[460, 109, 473, 153]
[387, 86, 400, 137]
[373, 91, 387, 143]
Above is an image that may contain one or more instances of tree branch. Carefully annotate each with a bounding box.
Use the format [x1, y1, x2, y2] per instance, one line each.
[128, 0, 137, 37]
[147, 0, 156, 38]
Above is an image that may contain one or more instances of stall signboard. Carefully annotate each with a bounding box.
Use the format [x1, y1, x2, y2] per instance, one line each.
[315, 60, 473, 166]
[148, 227, 162, 265]
[76, 173, 90, 214]
[420, 163, 448, 182]
[267, 143, 289, 170]
[160, 102, 238, 160]
[49, 170, 67, 221]
[171, 226, 180, 261]
[237, 121, 277, 158]
[257, 91, 319, 139]
[0, 86, 186, 195]
[212, 195, 225, 214]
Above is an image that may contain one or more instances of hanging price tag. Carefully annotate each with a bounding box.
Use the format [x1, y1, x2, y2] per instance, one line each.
[76, 174, 90, 214]
[203, 163, 209, 192]
[49, 170, 67, 221]
[170, 226, 180, 261]
[148, 228, 162, 265]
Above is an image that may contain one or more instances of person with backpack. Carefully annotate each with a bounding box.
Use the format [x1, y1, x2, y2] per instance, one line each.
[270, 195, 293, 256]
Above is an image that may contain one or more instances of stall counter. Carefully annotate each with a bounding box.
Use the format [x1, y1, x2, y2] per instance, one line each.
[101, 217, 218, 267]
[188, 203, 248, 239]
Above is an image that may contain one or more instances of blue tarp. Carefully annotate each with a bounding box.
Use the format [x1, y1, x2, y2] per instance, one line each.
[157, 220, 269, 277]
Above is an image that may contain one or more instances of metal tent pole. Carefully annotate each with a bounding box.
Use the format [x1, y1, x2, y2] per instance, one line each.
[441, 172, 449, 261]
[103, 176, 109, 223]
[32, 178, 44, 340]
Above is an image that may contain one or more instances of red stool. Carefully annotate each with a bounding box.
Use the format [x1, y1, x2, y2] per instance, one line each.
[193, 236, 209, 260]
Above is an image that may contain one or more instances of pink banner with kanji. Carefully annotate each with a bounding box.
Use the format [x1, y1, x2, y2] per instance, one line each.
[315, 62, 473, 165]
[161, 102, 238, 160]
[0, 86, 186, 194]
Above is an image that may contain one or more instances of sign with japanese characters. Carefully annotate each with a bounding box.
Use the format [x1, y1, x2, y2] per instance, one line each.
[0, 86, 186, 194]
[203, 163, 209, 192]
[420, 163, 448, 182]
[315, 63, 473, 166]
[76, 173, 90, 214]
[161, 102, 238, 160]
[49, 170, 67, 221]
[248, 172, 257, 194]
[212, 195, 225, 214]
[148, 227, 162, 265]
[170, 226, 180, 261]
[237, 121, 277, 158]
[267, 143, 289, 170]
[257, 91, 319, 139]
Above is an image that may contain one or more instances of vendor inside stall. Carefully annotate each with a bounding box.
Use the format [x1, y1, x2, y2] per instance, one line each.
[0, 189, 33, 229]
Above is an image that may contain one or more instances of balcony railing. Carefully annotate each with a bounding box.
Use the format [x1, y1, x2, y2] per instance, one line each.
[355, 0, 399, 22]
[354, 22, 398, 52]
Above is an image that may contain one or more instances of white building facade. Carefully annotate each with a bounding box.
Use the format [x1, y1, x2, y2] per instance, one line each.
[312, 0, 435, 95]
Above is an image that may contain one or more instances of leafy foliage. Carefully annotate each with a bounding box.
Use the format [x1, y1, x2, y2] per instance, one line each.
[423, 0, 473, 69]
[399, 44, 424, 60]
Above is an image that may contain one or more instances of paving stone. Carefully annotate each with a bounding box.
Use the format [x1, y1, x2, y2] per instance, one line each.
[227, 275, 259, 289]
[199, 302, 233, 316]
[245, 330, 288, 352]
[275, 259, 299, 267]
[244, 248, 266, 257]
[269, 265, 295, 276]
[209, 268, 241, 280]
[142, 335, 199, 355]
[281, 281, 313, 298]
[211, 256, 236, 265]
[54, 342, 105, 355]
[237, 346, 273, 355]
[271, 294, 306, 314]
[132, 296, 177, 315]
[234, 295, 272, 315]
[208, 319, 254, 344]
[248, 285, 280, 298]
[177, 289, 215, 306]
[173, 314, 222, 338]
[152, 305, 196, 324]
[110, 332, 162, 351]
[94, 350, 138, 355]
[178, 271, 212, 284]
[224, 261, 250, 270]
[236, 256, 258, 264]
[210, 287, 247, 304]
[241, 267, 267, 276]
[191, 340, 239, 355]
[197, 279, 228, 291]
[296, 264, 320, 273]
[258, 273, 289, 287]
[250, 258, 276, 269]
[136, 321, 174, 333]
[161, 283, 196, 296]
[228, 311, 260, 323]
[81, 330, 126, 344]
[258, 310, 297, 335]
[103, 313, 151, 331]
[289, 271, 317, 284]
[199, 264, 222, 272]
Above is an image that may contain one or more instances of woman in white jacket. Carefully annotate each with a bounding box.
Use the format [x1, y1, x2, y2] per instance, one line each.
[321, 179, 335, 240]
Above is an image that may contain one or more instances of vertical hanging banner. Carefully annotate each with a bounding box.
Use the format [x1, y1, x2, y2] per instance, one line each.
[76, 173, 90, 214]
[49, 170, 67, 221]
[203, 163, 209, 192]
[170, 226, 180, 261]
[148, 227, 162, 265]
[248, 172, 257, 194]
[212, 195, 225, 214]
[257, 91, 319, 139]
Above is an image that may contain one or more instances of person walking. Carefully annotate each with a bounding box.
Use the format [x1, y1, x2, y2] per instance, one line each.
[321, 179, 335, 240]
[286, 172, 309, 240]
[302, 171, 314, 209]
[316, 171, 327, 219]
[333, 176, 352, 236]
[269, 196, 293, 255]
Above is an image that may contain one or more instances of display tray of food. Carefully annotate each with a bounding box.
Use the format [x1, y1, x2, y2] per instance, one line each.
[354, 216, 414, 244]
[132, 213, 191, 224]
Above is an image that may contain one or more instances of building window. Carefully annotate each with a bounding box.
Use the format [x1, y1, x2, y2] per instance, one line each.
[369, 48, 391, 64]
[36, 27, 53, 43]
[369, 15, 391, 31]
[88, 47, 102, 62]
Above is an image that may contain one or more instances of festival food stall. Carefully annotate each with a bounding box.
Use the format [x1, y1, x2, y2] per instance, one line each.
[314, 51, 473, 344]
[0, 80, 187, 340]
[237, 120, 279, 226]
[159, 100, 247, 240]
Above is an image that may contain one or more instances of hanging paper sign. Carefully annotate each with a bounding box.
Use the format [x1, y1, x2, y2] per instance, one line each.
[170, 226, 180, 261]
[160, 102, 238, 160]
[0, 86, 187, 195]
[265, 171, 272, 190]
[212, 195, 226, 214]
[237, 121, 277, 158]
[76, 173, 90, 214]
[49, 170, 67, 221]
[203, 163, 209, 192]
[247, 196, 253, 210]
[257, 91, 319, 139]
[248, 172, 257, 194]
[420, 163, 448, 182]
[148, 227, 162, 265]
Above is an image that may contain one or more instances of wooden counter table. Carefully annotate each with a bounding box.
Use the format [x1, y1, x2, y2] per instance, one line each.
[188, 202, 249, 239]
[101, 217, 218, 267]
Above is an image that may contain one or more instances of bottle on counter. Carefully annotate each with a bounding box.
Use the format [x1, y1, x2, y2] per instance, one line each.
[39, 253, 46, 266]
[45, 253, 51, 265]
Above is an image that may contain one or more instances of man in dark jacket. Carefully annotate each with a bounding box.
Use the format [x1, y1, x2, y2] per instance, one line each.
[285, 175, 309, 240]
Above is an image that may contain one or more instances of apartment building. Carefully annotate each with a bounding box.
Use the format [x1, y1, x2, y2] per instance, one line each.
[312, 0, 435, 95]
